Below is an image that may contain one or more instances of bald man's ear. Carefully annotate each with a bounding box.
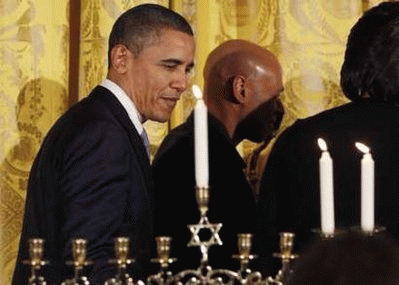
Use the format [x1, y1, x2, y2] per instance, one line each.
[232, 75, 249, 104]
[109, 44, 129, 74]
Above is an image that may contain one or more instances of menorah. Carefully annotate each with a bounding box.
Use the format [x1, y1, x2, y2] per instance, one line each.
[23, 186, 299, 285]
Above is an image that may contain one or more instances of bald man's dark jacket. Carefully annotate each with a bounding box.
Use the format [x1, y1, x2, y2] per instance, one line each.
[12, 86, 154, 284]
[152, 113, 256, 272]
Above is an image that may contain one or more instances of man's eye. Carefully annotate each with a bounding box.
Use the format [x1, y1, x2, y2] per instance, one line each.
[185, 67, 193, 74]
[163, 64, 177, 69]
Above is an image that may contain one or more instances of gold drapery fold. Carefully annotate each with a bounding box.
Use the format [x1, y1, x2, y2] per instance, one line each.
[0, 0, 387, 284]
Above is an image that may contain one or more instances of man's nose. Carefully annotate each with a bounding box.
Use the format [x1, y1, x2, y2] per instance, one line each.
[170, 70, 189, 92]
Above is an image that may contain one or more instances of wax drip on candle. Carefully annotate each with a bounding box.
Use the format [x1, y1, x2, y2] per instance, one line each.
[355, 142, 375, 232]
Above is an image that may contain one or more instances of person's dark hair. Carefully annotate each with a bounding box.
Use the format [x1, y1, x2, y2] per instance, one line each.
[285, 231, 399, 285]
[108, 3, 193, 67]
[340, 2, 399, 104]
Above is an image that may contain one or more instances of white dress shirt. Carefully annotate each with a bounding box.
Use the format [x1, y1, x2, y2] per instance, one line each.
[100, 79, 144, 135]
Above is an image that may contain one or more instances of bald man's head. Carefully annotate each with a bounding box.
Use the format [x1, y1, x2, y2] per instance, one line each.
[203, 39, 282, 104]
[202, 39, 284, 144]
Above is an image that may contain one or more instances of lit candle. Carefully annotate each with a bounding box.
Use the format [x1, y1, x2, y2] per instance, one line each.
[192, 85, 209, 188]
[317, 138, 335, 235]
[355, 142, 375, 232]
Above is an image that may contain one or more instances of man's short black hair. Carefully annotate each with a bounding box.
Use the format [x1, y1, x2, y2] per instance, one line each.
[108, 4, 193, 66]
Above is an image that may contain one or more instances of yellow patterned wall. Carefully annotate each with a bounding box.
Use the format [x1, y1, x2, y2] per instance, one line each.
[0, 1, 69, 284]
[252, 0, 363, 175]
[0, 0, 388, 284]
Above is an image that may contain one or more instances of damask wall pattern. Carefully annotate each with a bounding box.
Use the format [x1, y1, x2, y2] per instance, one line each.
[0, 1, 69, 284]
[0, 0, 389, 284]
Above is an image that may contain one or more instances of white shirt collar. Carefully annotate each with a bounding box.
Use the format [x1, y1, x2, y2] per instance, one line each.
[100, 79, 144, 135]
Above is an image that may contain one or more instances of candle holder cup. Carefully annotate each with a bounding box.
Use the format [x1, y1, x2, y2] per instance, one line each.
[267, 232, 299, 284]
[312, 228, 346, 239]
[350, 225, 386, 236]
[232, 233, 257, 276]
[195, 186, 210, 217]
[23, 238, 49, 285]
[62, 238, 92, 285]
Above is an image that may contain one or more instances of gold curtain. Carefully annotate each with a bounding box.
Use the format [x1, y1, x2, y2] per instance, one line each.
[0, 0, 388, 284]
[0, 1, 69, 284]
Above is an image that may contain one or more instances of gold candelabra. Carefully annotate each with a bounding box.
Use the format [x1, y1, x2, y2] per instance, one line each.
[20, 187, 301, 285]
[146, 186, 297, 285]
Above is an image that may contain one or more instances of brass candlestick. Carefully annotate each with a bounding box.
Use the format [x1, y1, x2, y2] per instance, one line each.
[23, 238, 48, 285]
[168, 186, 230, 285]
[104, 237, 135, 285]
[148, 236, 176, 285]
[267, 232, 298, 284]
[232, 233, 263, 284]
[62, 238, 92, 285]
[151, 236, 176, 269]
[187, 186, 222, 267]
[233, 234, 257, 275]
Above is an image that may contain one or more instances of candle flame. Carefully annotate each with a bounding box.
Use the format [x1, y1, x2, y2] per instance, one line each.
[317, 138, 328, 151]
[355, 142, 370, 154]
[192, 84, 203, 100]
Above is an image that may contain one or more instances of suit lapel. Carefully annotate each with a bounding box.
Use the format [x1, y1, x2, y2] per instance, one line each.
[92, 86, 153, 197]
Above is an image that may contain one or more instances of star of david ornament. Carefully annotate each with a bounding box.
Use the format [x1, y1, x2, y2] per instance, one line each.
[187, 216, 223, 248]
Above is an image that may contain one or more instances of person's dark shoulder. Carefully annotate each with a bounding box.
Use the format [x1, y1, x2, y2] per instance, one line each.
[295, 101, 399, 127]
[266, 104, 352, 162]
[45, 86, 118, 134]
[274, 102, 360, 144]
[153, 120, 194, 167]
[286, 103, 353, 133]
[38, 87, 132, 163]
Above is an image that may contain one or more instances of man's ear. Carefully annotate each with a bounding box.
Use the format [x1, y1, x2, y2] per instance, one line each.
[232, 75, 249, 104]
[110, 44, 129, 74]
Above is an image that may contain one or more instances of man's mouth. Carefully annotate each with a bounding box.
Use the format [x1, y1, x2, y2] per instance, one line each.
[161, 96, 180, 109]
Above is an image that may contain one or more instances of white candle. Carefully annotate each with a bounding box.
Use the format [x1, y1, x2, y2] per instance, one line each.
[317, 138, 335, 235]
[192, 85, 209, 188]
[355, 142, 375, 232]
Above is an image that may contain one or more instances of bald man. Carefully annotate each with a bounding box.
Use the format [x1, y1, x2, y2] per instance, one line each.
[152, 40, 284, 272]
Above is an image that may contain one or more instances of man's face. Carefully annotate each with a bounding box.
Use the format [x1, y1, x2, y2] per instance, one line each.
[233, 63, 284, 144]
[124, 29, 195, 122]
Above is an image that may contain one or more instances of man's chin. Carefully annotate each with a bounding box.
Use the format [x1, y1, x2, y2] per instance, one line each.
[148, 112, 172, 123]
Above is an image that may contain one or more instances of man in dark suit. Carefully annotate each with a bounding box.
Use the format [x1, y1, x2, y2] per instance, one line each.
[256, 1, 399, 278]
[12, 4, 195, 284]
[152, 40, 284, 273]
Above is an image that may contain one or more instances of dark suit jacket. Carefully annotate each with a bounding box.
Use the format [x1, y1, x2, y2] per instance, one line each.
[12, 86, 154, 285]
[255, 101, 399, 276]
[152, 113, 257, 273]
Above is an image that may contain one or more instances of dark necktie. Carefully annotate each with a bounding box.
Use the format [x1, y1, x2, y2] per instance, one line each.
[141, 128, 150, 158]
